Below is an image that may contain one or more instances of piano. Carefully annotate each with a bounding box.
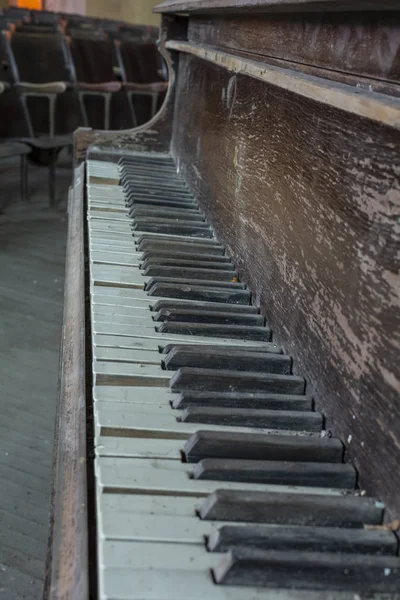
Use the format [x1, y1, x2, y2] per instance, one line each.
[45, 1, 400, 599]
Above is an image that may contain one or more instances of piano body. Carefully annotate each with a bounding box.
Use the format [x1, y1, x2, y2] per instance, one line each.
[46, 1, 400, 599]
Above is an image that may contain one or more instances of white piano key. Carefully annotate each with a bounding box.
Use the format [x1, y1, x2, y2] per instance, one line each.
[100, 568, 352, 600]
[96, 436, 182, 459]
[89, 210, 131, 222]
[94, 347, 162, 364]
[91, 264, 146, 288]
[101, 541, 219, 570]
[90, 252, 141, 267]
[93, 334, 279, 352]
[93, 361, 169, 386]
[100, 492, 200, 518]
[89, 221, 133, 234]
[87, 160, 120, 179]
[94, 385, 171, 403]
[93, 303, 153, 315]
[96, 457, 343, 497]
[94, 401, 319, 439]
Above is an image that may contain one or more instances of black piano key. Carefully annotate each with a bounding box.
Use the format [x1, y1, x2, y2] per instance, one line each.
[172, 391, 312, 410]
[132, 222, 212, 238]
[137, 239, 224, 254]
[163, 346, 288, 372]
[132, 217, 210, 229]
[156, 309, 263, 326]
[130, 208, 205, 222]
[147, 283, 251, 304]
[213, 548, 400, 592]
[143, 266, 237, 281]
[170, 367, 304, 393]
[153, 301, 258, 315]
[127, 196, 197, 209]
[200, 489, 384, 526]
[179, 407, 322, 431]
[158, 322, 270, 341]
[192, 458, 357, 488]
[183, 431, 343, 463]
[122, 176, 189, 191]
[141, 258, 235, 271]
[124, 183, 194, 197]
[141, 251, 232, 264]
[208, 524, 398, 555]
[145, 277, 246, 291]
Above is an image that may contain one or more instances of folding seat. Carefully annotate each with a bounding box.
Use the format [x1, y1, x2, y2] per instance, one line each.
[0, 31, 72, 205]
[69, 30, 123, 129]
[117, 39, 167, 124]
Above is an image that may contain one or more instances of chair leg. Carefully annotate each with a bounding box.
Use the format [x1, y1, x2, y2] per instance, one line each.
[128, 91, 138, 127]
[48, 150, 57, 208]
[20, 154, 28, 203]
[151, 92, 158, 118]
[104, 93, 112, 130]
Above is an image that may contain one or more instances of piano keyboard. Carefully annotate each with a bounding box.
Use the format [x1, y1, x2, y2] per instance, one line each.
[87, 154, 400, 600]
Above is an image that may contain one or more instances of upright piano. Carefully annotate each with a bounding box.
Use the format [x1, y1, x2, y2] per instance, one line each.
[45, 1, 400, 599]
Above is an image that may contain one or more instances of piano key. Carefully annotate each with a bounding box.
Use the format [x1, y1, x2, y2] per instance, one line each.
[163, 346, 289, 371]
[132, 221, 213, 238]
[146, 283, 251, 304]
[94, 401, 319, 437]
[213, 548, 400, 592]
[88, 210, 130, 222]
[129, 206, 204, 217]
[183, 431, 342, 463]
[127, 196, 199, 209]
[94, 347, 162, 364]
[208, 524, 398, 555]
[155, 308, 262, 325]
[199, 489, 384, 526]
[152, 300, 259, 314]
[179, 408, 322, 432]
[94, 362, 170, 386]
[91, 264, 146, 288]
[137, 236, 224, 252]
[172, 391, 312, 411]
[94, 385, 170, 404]
[143, 265, 237, 280]
[170, 367, 305, 394]
[145, 276, 246, 290]
[101, 567, 331, 600]
[96, 456, 348, 497]
[143, 259, 235, 272]
[90, 251, 141, 267]
[191, 458, 356, 488]
[141, 251, 232, 264]
[93, 334, 279, 353]
[158, 322, 271, 341]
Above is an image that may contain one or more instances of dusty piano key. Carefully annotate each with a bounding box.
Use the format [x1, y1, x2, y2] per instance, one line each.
[132, 222, 213, 237]
[213, 548, 400, 592]
[127, 195, 198, 209]
[183, 431, 341, 463]
[199, 489, 384, 526]
[170, 367, 305, 394]
[142, 261, 238, 281]
[130, 207, 205, 221]
[136, 236, 224, 252]
[142, 258, 234, 271]
[191, 458, 357, 488]
[91, 264, 146, 288]
[96, 456, 347, 497]
[142, 265, 237, 280]
[153, 300, 259, 314]
[141, 251, 232, 265]
[146, 284, 251, 304]
[88, 210, 130, 222]
[146, 276, 246, 290]
[158, 322, 271, 341]
[93, 334, 279, 353]
[90, 251, 141, 267]
[179, 408, 322, 432]
[163, 346, 289, 371]
[94, 362, 170, 386]
[125, 187, 196, 202]
[94, 347, 162, 364]
[208, 524, 398, 555]
[122, 178, 190, 193]
[94, 401, 322, 438]
[172, 391, 312, 411]
[100, 568, 335, 600]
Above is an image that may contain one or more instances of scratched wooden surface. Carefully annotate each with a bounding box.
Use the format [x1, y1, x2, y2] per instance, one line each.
[188, 12, 400, 86]
[171, 53, 400, 518]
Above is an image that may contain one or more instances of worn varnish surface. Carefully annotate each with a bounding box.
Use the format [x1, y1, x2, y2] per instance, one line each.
[188, 12, 400, 87]
[172, 53, 400, 517]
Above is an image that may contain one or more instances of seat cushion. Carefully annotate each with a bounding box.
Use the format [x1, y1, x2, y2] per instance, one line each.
[0, 141, 31, 159]
[18, 81, 68, 94]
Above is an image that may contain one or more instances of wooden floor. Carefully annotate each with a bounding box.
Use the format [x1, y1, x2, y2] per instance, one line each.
[0, 156, 70, 599]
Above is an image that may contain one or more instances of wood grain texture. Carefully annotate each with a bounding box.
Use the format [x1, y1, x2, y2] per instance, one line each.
[171, 53, 400, 517]
[188, 13, 400, 87]
[45, 169, 88, 600]
[155, 0, 400, 14]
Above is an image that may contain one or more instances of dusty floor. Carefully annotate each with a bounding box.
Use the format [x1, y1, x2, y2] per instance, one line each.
[0, 154, 71, 599]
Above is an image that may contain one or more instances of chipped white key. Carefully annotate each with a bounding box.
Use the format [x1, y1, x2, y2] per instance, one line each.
[94, 385, 170, 403]
[96, 436, 182, 459]
[90, 251, 141, 267]
[94, 347, 162, 364]
[93, 361, 169, 386]
[91, 264, 146, 288]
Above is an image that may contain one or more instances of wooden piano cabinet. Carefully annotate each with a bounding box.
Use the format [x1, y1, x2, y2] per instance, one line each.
[167, 23, 400, 516]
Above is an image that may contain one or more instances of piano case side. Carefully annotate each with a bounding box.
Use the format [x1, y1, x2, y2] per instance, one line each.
[166, 5, 400, 518]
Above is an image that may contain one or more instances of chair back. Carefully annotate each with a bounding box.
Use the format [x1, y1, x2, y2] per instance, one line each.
[119, 40, 163, 84]
[70, 31, 116, 84]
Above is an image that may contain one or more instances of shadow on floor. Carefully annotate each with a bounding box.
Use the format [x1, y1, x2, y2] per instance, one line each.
[0, 153, 71, 599]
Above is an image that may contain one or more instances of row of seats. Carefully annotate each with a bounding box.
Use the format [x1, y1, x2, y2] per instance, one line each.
[0, 7, 166, 206]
